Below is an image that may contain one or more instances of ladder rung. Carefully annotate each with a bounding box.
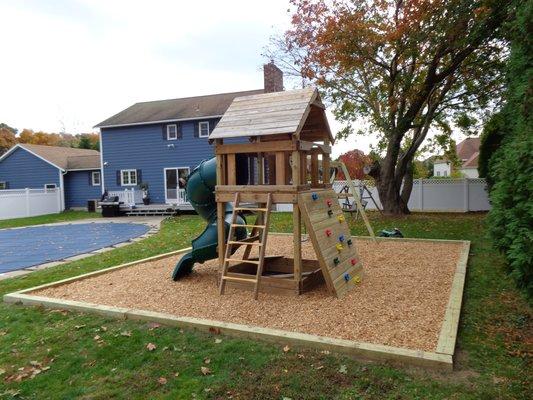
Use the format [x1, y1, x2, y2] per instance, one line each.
[225, 258, 260, 265]
[235, 207, 268, 212]
[231, 224, 266, 229]
[227, 241, 263, 246]
[222, 276, 258, 282]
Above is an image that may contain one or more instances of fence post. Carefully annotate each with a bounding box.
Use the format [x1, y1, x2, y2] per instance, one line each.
[463, 179, 469, 212]
[419, 179, 424, 211]
[25, 188, 31, 217]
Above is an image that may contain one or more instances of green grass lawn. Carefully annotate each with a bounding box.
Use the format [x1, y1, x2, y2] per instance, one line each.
[0, 210, 100, 230]
[0, 212, 531, 399]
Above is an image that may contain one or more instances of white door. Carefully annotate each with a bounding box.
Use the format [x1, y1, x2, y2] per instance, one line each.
[164, 167, 189, 204]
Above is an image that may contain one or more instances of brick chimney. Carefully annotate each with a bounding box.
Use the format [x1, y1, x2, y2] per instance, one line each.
[263, 62, 283, 93]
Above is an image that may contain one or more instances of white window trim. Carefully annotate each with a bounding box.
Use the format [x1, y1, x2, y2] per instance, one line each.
[91, 171, 101, 186]
[121, 169, 138, 186]
[164, 167, 190, 204]
[0, 181, 6, 190]
[167, 124, 178, 140]
[198, 121, 209, 138]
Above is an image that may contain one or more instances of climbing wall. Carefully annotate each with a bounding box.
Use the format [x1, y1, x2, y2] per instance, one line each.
[298, 189, 363, 298]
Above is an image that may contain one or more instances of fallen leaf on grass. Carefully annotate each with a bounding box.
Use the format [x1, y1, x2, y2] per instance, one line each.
[214, 338, 222, 344]
[0, 368, 5, 376]
[148, 322, 161, 330]
[120, 331, 132, 337]
[283, 345, 290, 353]
[316, 365, 324, 370]
[339, 365, 347, 374]
[100, 326, 108, 332]
[158, 377, 167, 385]
[320, 350, 330, 355]
[174, 372, 180, 377]
[204, 357, 211, 364]
[146, 343, 157, 351]
[297, 353, 305, 359]
[74, 325, 86, 330]
[200, 366, 211, 375]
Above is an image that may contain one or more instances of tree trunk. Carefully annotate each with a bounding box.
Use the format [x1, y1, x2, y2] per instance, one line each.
[368, 159, 411, 215]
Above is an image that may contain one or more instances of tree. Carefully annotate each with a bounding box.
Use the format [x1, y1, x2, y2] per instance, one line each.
[77, 133, 99, 150]
[484, 0, 532, 296]
[336, 149, 371, 179]
[0, 126, 17, 155]
[271, 0, 512, 214]
[17, 129, 61, 146]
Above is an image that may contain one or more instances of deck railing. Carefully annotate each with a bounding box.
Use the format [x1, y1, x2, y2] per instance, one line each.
[108, 188, 143, 205]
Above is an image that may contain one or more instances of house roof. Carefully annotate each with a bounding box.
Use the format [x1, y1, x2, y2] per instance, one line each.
[209, 87, 334, 143]
[94, 89, 265, 129]
[0, 144, 100, 171]
[456, 137, 480, 161]
[462, 152, 479, 168]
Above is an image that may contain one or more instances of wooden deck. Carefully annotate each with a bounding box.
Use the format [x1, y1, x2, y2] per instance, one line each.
[120, 203, 193, 216]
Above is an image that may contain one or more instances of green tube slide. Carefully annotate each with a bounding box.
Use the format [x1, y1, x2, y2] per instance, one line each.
[172, 157, 247, 280]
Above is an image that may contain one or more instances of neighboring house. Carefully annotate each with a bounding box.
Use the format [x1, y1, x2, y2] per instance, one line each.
[0, 143, 101, 209]
[433, 137, 480, 178]
[94, 63, 284, 205]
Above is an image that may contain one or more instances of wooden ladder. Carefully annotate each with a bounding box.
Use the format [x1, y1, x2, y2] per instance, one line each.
[219, 192, 272, 300]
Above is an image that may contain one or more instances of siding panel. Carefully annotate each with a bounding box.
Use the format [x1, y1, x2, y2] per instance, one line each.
[101, 119, 226, 203]
[64, 170, 102, 208]
[0, 147, 60, 189]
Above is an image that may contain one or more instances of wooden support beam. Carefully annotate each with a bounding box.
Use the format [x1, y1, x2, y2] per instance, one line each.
[310, 152, 319, 187]
[275, 151, 286, 185]
[297, 140, 331, 154]
[323, 138, 331, 184]
[227, 154, 236, 185]
[215, 144, 226, 272]
[215, 140, 296, 155]
[291, 149, 302, 288]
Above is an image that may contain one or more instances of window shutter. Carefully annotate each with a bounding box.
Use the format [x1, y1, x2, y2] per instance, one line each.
[89, 172, 93, 185]
[209, 118, 218, 133]
[116, 170, 121, 185]
[5, 182, 9, 189]
[137, 169, 142, 184]
[162, 125, 167, 140]
[177, 122, 183, 139]
[193, 121, 199, 138]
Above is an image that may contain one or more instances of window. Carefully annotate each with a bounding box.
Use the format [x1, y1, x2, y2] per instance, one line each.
[198, 121, 209, 138]
[167, 124, 178, 140]
[0, 181, 6, 190]
[443, 170, 448, 177]
[121, 169, 137, 186]
[91, 171, 101, 186]
[436, 171, 441, 177]
[44, 183, 56, 191]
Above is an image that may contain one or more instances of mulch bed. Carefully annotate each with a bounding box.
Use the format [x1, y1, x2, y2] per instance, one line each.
[33, 235, 463, 352]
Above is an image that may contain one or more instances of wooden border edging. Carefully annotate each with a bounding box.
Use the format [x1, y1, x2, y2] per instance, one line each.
[3, 237, 470, 372]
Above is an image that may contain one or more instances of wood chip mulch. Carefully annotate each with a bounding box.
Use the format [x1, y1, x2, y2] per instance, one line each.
[34, 235, 463, 352]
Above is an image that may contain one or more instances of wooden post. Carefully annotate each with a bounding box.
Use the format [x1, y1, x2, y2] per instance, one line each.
[227, 154, 236, 185]
[323, 138, 331, 184]
[291, 149, 302, 290]
[257, 153, 264, 185]
[275, 151, 286, 185]
[310, 152, 319, 187]
[216, 140, 226, 271]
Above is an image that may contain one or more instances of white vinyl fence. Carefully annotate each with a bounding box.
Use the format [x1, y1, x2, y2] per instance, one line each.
[277, 178, 491, 213]
[0, 188, 62, 220]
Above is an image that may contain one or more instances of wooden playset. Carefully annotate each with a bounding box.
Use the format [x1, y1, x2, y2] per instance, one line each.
[209, 87, 365, 299]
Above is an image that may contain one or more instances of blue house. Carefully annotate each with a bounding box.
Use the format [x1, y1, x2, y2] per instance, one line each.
[94, 63, 284, 207]
[0, 143, 102, 209]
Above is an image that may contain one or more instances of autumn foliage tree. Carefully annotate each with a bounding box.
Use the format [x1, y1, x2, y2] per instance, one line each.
[272, 0, 512, 214]
[0, 123, 17, 155]
[336, 149, 371, 179]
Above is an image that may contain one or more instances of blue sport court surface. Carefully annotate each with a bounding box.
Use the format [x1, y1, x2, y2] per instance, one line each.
[0, 223, 149, 273]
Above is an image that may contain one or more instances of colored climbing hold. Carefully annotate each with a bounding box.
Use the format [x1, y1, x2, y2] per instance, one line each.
[326, 199, 332, 207]
[338, 215, 345, 223]
[311, 192, 318, 200]
[333, 257, 340, 265]
[353, 275, 361, 284]
[339, 234, 345, 242]
[351, 258, 357, 266]
[344, 273, 351, 282]
[336, 243, 343, 251]
[325, 229, 332, 237]
[328, 209, 334, 217]
[347, 239, 353, 246]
